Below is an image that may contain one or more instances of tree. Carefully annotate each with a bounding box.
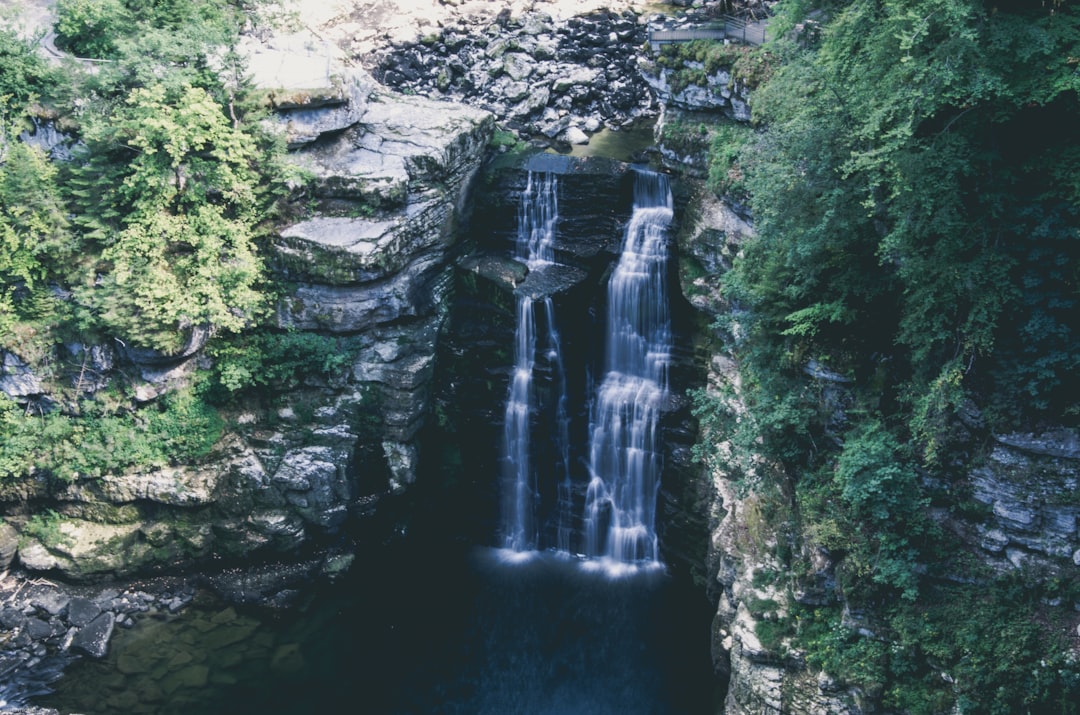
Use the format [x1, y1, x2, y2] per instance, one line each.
[0, 142, 72, 338]
[70, 82, 267, 353]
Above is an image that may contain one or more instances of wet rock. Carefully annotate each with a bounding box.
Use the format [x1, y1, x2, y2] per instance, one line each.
[1, 607, 25, 629]
[161, 664, 210, 694]
[270, 642, 305, 673]
[23, 617, 53, 641]
[27, 586, 70, 618]
[204, 561, 321, 608]
[70, 612, 115, 659]
[65, 597, 102, 628]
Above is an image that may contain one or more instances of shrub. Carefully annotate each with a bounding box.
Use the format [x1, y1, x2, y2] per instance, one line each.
[55, 0, 131, 58]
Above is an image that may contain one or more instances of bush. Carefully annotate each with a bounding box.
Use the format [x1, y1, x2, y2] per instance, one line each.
[54, 0, 131, 58]
[204, 330, 351, 400]
[0, 389, 223, 481]
[0, 29, 54, 105]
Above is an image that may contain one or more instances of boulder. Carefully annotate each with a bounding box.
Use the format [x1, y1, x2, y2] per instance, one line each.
[0, 520, 18, 572]
[561, 125, 590, 145]
[239, 30, 376, 148]
[65, 597, 103, 628]
[0, 352, 44, 400]
[70, 612, 115, 659]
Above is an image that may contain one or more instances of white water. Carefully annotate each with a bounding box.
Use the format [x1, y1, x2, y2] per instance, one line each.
[585, 170, 673, 564]
[500, 172, 571, 552]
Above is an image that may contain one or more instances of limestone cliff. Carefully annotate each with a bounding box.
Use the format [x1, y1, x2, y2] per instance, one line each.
[679, 184, 1080, 713]
[0, 31, 492, 582]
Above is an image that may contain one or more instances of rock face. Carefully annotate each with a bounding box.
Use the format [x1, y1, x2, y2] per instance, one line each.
[0, 31, 492, 583]
[366, 8, 656, 142]
[638, 49, 753, 120]
[968, 431, 1080, 568]
[273, 80, 493, 448]
[685, 182, 1080, 712]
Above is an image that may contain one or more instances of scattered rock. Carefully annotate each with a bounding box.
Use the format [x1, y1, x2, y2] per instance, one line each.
[366, 9, 654, 141]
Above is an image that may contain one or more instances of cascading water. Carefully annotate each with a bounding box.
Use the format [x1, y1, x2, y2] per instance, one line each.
[500, 172, 571, 553]
[585, 170, 673, 564]
[502, 294, 539, 552]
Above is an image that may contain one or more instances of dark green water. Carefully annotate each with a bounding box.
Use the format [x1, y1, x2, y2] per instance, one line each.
[40, 539, 717, 714]
[549, 121, 659, 164]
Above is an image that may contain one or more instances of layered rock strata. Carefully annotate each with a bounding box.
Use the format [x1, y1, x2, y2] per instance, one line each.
[1, 35, 491, 582]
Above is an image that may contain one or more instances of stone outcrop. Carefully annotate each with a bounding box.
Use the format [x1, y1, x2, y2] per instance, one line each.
[676, 187, 752, 315]
[698, 353, 868, 715]
[968, 430, 1080, 569]
[1, 29, 492, 582]
[640, 61, 752, 120]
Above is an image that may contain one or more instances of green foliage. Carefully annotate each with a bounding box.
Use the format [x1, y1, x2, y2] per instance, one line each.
[0, 389, 223, 481]
[797, 607, 889, 693]
[690, 2, 1080, 710]
[657, 40, 776, 90]
[55, 0, 238, 61]
[69, 81, 269, 353]
[726, 0, 1080, 457]
[203, 330, 351, 400]
[0, 0, 301, 489]
[0, 142, 73, 339]
[833, 421, 929, 601]
[793, 575, 1080, 715]
[705, 120, 753, 200]
[21, 509, 71, 548]
[55, 0, 131, 58]
[0, 29, 55, 106]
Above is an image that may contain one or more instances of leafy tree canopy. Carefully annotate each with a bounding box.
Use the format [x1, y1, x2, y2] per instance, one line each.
[695, 1, 1080, 709]
[727, 0, 1080, 450]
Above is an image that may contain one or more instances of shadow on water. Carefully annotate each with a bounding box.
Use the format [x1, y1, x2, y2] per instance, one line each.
[39, 535, 716, 714]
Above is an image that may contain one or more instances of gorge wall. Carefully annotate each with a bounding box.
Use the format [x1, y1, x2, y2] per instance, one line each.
[2, 1, 1076, 713]
[0, 36, 492, 584]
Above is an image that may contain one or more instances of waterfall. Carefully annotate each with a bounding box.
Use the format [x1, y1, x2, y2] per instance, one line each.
[502, 294, 539, 551]
[585, 170, 673, 564]
[500, 173, 571, 553]
[500, 169, 673, 565]
[548, 310, 573, 554]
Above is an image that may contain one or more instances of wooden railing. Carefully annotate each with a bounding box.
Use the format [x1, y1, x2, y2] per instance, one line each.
[648, 15, 769, 51]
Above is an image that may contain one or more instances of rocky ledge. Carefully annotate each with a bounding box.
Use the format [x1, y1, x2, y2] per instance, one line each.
[0, 30, 492, 584]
